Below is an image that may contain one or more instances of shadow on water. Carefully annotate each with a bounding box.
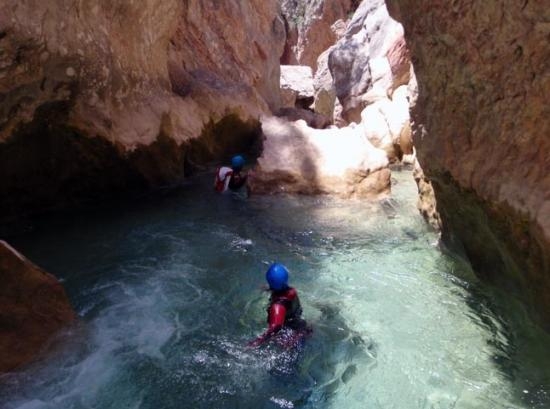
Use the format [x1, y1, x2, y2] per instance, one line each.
[441, 248, 550, 408]
[239, 301, 375, 409]
[299, 302, 376, 406]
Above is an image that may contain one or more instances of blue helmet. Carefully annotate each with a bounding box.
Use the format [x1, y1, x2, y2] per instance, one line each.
[231, 155, 245, 170]
[266, 263, 289, 291]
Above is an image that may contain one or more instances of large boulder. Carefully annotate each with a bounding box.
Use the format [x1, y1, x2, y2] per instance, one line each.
[0, 0, 285, 220]
[250, 116, 390, 198]
[386, 0, 550, 330]
[0, 241, 75, 372]
[280, 65, 315, 108]
[360, 84, 412, 161]
[312, 49, 337, 119]
[328, 0, 410, 123]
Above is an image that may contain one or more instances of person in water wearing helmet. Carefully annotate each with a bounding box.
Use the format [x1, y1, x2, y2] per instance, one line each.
[248, 263, 309, 348]
[214, 155, 250, 194]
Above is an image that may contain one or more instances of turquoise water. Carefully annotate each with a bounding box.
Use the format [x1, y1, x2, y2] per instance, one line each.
[1, 169, 549, 409]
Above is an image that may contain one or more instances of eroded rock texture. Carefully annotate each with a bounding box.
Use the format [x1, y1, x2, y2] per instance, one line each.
[0, 240, 75, 372]
[280, 0, 355, 70]
[387, 0, 550, 329]
[329, 0, 410, 124]
[279, 65, 315, 108]
[0, 0, 284, 220]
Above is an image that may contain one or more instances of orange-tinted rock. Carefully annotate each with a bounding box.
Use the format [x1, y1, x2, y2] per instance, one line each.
[0, 1, 284, 148]
[0, 241, 75, 373]
[280, 0, 354, 71]
[413, 160, 441, 231]
[0, 0, 284, 220]
[386, 35, 411, 91]
[387, 0, 550, 329]
[275, 107, 331, 129]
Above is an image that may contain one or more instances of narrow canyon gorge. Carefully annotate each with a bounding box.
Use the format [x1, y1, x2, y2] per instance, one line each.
[0, 1, 548, 407]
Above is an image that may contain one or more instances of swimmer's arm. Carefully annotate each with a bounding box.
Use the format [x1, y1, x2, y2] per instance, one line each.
[247, 304, 286, 347]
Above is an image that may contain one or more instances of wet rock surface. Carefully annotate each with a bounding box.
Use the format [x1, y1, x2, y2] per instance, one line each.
[0, 241, 75, 373]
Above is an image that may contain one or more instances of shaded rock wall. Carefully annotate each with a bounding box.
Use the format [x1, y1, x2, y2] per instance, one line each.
[0, 0, 285, 220]
[386, 0, 550, 329]
[0, 240, 75, 372]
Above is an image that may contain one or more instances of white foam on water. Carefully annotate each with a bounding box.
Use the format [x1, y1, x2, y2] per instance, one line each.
[1, 169, 549, 409]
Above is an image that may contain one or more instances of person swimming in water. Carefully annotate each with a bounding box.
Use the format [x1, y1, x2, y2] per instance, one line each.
[214, 155, 250, 195]
[248, 263, 310, 348]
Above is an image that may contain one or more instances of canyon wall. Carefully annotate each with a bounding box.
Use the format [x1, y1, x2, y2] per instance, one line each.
[386, 0, 550, 329]
[279, 0, 355, 70]
[0, 0, 285, 220]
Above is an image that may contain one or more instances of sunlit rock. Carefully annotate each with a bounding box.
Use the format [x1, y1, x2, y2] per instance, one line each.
[360, 102, 393, 157]
[280, 65, 315, 109]
[312, 49, 337, 120]
[1, 0, 282, 147]
[251, 116, 390, 198]
[329, 0, 409, 123]
[386, 33, 411, 90]
[275, 107, 331, 129]
[0, 241, 75, 373]
[359, 85, 412, 162]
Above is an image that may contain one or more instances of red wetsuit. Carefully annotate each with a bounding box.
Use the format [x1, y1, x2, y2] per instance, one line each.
[249, 287, 309, 347]
[214, 167, 248, 193]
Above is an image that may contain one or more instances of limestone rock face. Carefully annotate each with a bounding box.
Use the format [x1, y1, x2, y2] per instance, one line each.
[275, 107, 331, 129]
[328, 0, 410, 123]
[0, 241, 75, 373]
[251, 116, 390, 198]
[280, 0, 353, 70]
[0, 0, 285, 219]
[280, 65, 315, 108]
[312, 49, 337, 119]
[386, 0, 550, 329]
[360, 84, 412, 161]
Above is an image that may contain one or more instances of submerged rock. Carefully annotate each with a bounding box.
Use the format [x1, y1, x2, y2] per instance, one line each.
[251, 116, 390, 198]
[0, 241, 75, 373]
